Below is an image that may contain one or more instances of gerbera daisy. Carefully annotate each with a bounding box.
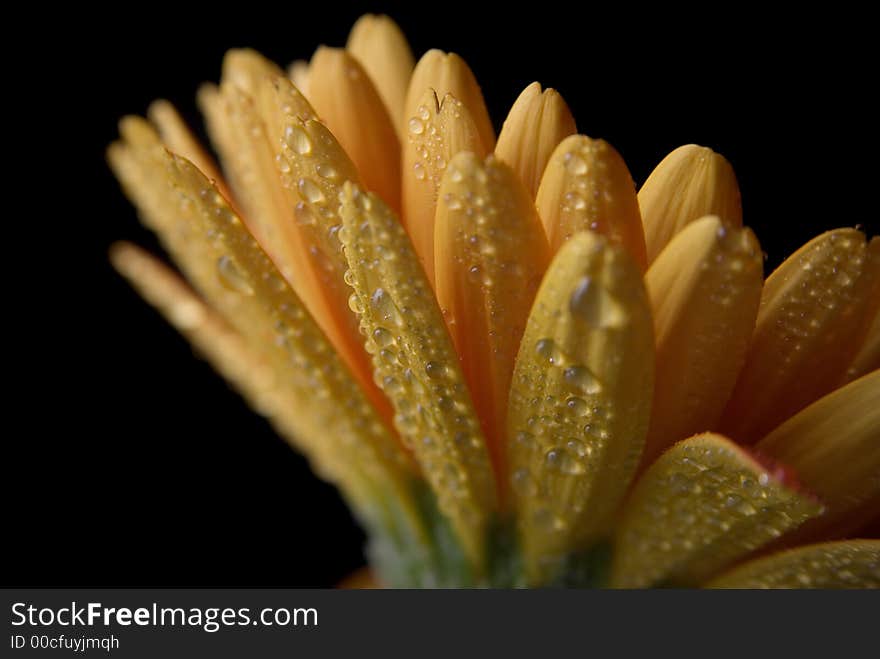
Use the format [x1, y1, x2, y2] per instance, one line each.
[108, 14, 879, 587]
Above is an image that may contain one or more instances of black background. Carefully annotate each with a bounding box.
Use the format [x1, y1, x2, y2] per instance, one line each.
[9, 3, 877, 586]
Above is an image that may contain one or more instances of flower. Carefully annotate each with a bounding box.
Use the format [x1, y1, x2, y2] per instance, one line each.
[108, 14, 880, 588]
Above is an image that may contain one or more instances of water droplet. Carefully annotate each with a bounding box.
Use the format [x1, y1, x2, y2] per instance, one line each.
[316, 163, 339, 180]
[545, 448, 585, 475]
[294, 201, 316, 226]
[564, 151, 588, 175]
[348, 293, 365, 314]
[563, 365, 601, 394]
[285, 125, 312, 154]
[569, 275, 628, 328]
[298, 177, 324, 203]
[425, 361, 446, 379]
[372, 327, 394, 348]
[413, 162, 426, 180]
[370, 288, 403, 326]
[408, 117, 425, 135]
[216, 255, 254, 295]
[565, 396, 588, 416]
[535, 338, 564, 365]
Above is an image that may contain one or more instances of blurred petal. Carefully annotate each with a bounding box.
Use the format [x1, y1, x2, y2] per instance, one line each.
[642, 217, 763, 465]
[339, 182, 497, 567]
[108, 143, 424, 545]
[404, 49, 495, 153]
[346, 13, 415, 135]
[495, 82, 577, 197]
[706, 540, 880, 588]
[756, 369, 880, 536]
[434, 153, 551, 494]
[720, 229, 879, 442]
[638, 144, 742, 264]
[536, 135, 647, 270]
[287, 59, 310, 97]
[146, 99, 230, 200]
[611, 433, 823, 588]
[308, 47, 401, 212]
[508, 232, 653, 579]
[401, 90, 486, 283]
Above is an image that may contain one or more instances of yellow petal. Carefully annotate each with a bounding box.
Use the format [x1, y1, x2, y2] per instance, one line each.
[109, 145, 424, 547]
[638, 144, 742, 264]
[346, 13, 415, 135]
[401, 90, 486, 283]
[706, 539, 880, 588]
[287, 60, 310, 97]
[641, 217, 764, 465]
[536, 135, 647, 270]
[610, 433, 823, 588]
[494, 82, 577, 198]
[507, 231, 654, 580]
[146, 99, 230, 200]
[434, 153, 551, 498]
[756, 369, 880, 537]
[262, 77, 395, 426]
[307, 47, 401, 212]
[403, 49, 495, 153]
[719, 229, 879, 443]
[339, 182, 497, 567]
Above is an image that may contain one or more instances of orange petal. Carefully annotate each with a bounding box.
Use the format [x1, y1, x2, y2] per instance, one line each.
[307, 47, 401, 212]
[638, 144, 742, 264]
[494, 82, 577, 197]
[434, 152, 551, 499]
[401, 90, 486, 283]
[346, 14, 415, 135]
[720, 229, 879, 443]
[641, 217, 763, 465]
[536, 135, 647, 270]
[403, 49, 495, 153]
